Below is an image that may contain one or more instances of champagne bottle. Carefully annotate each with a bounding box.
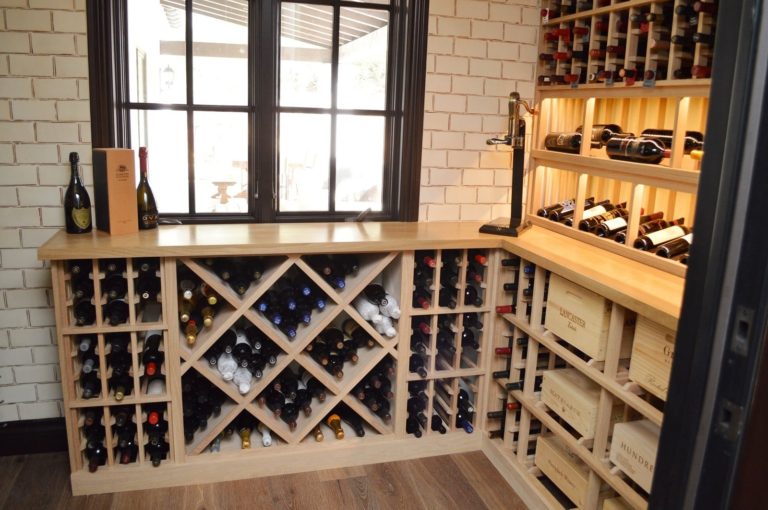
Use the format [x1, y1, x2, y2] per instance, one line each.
[312, 424, 324, 442]
[137, 147, 159, 229]
[326, 413, 344, 439]
[64, 151, 92, 234]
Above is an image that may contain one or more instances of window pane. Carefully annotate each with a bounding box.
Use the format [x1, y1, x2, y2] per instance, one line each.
[280, 4, 333, 108]
[279, 113, 330, 212]
[193, 0, 248, 105]
[130, 109, 189, 214]
[336, 115, 384, 212]
[347, 0, 390, 4]
[337, 8, 389, 110]
[128, 1, 186, 104]
[194, 112, 249, 213]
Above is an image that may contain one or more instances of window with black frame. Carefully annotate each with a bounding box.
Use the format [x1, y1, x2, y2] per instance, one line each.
[90, 0, 427, 223]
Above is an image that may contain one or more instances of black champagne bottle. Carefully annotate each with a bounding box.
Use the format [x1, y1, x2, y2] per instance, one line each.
[64, 152, 92, 234]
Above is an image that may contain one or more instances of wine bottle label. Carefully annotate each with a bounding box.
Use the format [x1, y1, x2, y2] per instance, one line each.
[582, 205, 607, 219]
[72, 207, 91, 229]
[602, 217, 627, 230]
[140, 213, 158, 228]
[645, 226, 686, 246]
[679, 233, 693, 244]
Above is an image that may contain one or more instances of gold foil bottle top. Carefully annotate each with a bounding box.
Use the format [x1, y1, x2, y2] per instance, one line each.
[239, 428, 251, 449]
[326, 414, 344, 439]
[312, 425, 324, 442]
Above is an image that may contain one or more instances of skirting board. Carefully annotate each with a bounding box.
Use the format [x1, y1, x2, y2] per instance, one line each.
[72, 432, 483, 496]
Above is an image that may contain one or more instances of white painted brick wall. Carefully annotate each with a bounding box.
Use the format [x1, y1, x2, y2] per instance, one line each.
[0, 0, 540, 422]
[420, 0, 538, 222]
[0, 0, 87, 421]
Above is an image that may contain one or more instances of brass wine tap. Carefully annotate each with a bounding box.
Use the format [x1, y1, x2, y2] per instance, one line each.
[486, 92, 536, 148]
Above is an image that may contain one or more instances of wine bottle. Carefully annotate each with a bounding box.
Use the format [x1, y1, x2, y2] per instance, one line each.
[102, 274, 128, 300]
[141, 333, 163, 377]
[656, 233, 693, 258]
[543, 132, 582, 154]
[463, 285, 483, 307]
[640, 129, 704, 153]
[136, 147, 159, 229]
[580, 205, 628, 233]
[71, 278, 94, 300]
[64, 152, 92, 234]
[615, 217, 683, 244]
[325, 413, 344, 439]
[595, 211, 664, 238]
[73, 299, 96, 326]
[80, 371, 101, 399]
[352, 295, 383, 323]
[431, 414, 447, 434]
[69, 259, 92, 276]
[577, 124, 629, 148]
[103, 299, 129, 325]
[409, 354, 428, 378]
[605, 137, 671, 164]
[634, 224, 691, 250]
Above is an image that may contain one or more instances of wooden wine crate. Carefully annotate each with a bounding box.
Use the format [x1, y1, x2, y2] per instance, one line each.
[535, 434, 593, 508]
[541, 368, 623, 439]
[629, 316, 676, 400]
[544, 274, 633, 361]
[609, 419, 660, 493]
[602, 496, 632, 510]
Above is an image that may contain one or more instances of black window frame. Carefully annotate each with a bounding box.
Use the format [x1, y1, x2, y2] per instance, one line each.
[86, 0, 429, 223]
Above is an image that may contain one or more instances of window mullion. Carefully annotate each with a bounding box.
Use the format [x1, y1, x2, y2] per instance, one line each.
[329, 1, 341, 213]
[185, 0, 195, 214]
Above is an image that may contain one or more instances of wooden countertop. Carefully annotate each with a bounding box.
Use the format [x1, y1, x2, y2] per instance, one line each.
[38, 222, 683, 328]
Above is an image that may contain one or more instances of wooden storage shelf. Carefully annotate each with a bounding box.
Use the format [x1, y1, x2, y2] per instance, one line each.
[42, 222, 685, 506]
[532, 150, 700, 193]
[537, 81, 711, 99]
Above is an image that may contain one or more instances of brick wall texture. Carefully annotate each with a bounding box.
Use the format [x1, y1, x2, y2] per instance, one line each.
[0, 0, 538, 421]
[419, 0, 538, 222]
[0, 0, 89, 422]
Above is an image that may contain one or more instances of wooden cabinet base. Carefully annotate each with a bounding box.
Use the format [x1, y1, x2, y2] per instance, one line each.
[71, 433, 480, 496]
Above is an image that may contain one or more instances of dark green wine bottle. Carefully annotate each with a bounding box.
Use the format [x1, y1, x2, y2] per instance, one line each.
[137, 147, 158, 230]
[64, 152, 92, 234]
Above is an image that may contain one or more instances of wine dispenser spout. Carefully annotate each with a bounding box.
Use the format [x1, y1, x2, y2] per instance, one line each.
[486, 92, 536, 149]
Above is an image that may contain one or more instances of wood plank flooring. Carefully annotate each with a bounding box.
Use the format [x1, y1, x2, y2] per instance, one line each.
[0, 451, 528, 510]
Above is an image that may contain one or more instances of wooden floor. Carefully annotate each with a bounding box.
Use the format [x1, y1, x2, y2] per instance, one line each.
[0, 451, 528, 509]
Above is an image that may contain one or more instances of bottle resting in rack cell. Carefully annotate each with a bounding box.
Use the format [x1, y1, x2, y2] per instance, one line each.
[634, 224, 692, 251]
[564, 200, 618, 228]
[543, 132, 582, 154]
[64, 151, 92, 234]
[640, 129, 704, 154]
[576, 124, 632, 148]
[137, 147, 159, 229]
[656, 233, 694, 258]
[605, 137, 671, 164]
[614, 217, 684, 245]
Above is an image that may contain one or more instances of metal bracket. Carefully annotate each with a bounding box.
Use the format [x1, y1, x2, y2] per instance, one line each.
[714, 398, 745, 442]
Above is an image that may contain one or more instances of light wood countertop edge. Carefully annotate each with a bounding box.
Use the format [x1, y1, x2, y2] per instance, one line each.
[38, 222, 683, 327]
